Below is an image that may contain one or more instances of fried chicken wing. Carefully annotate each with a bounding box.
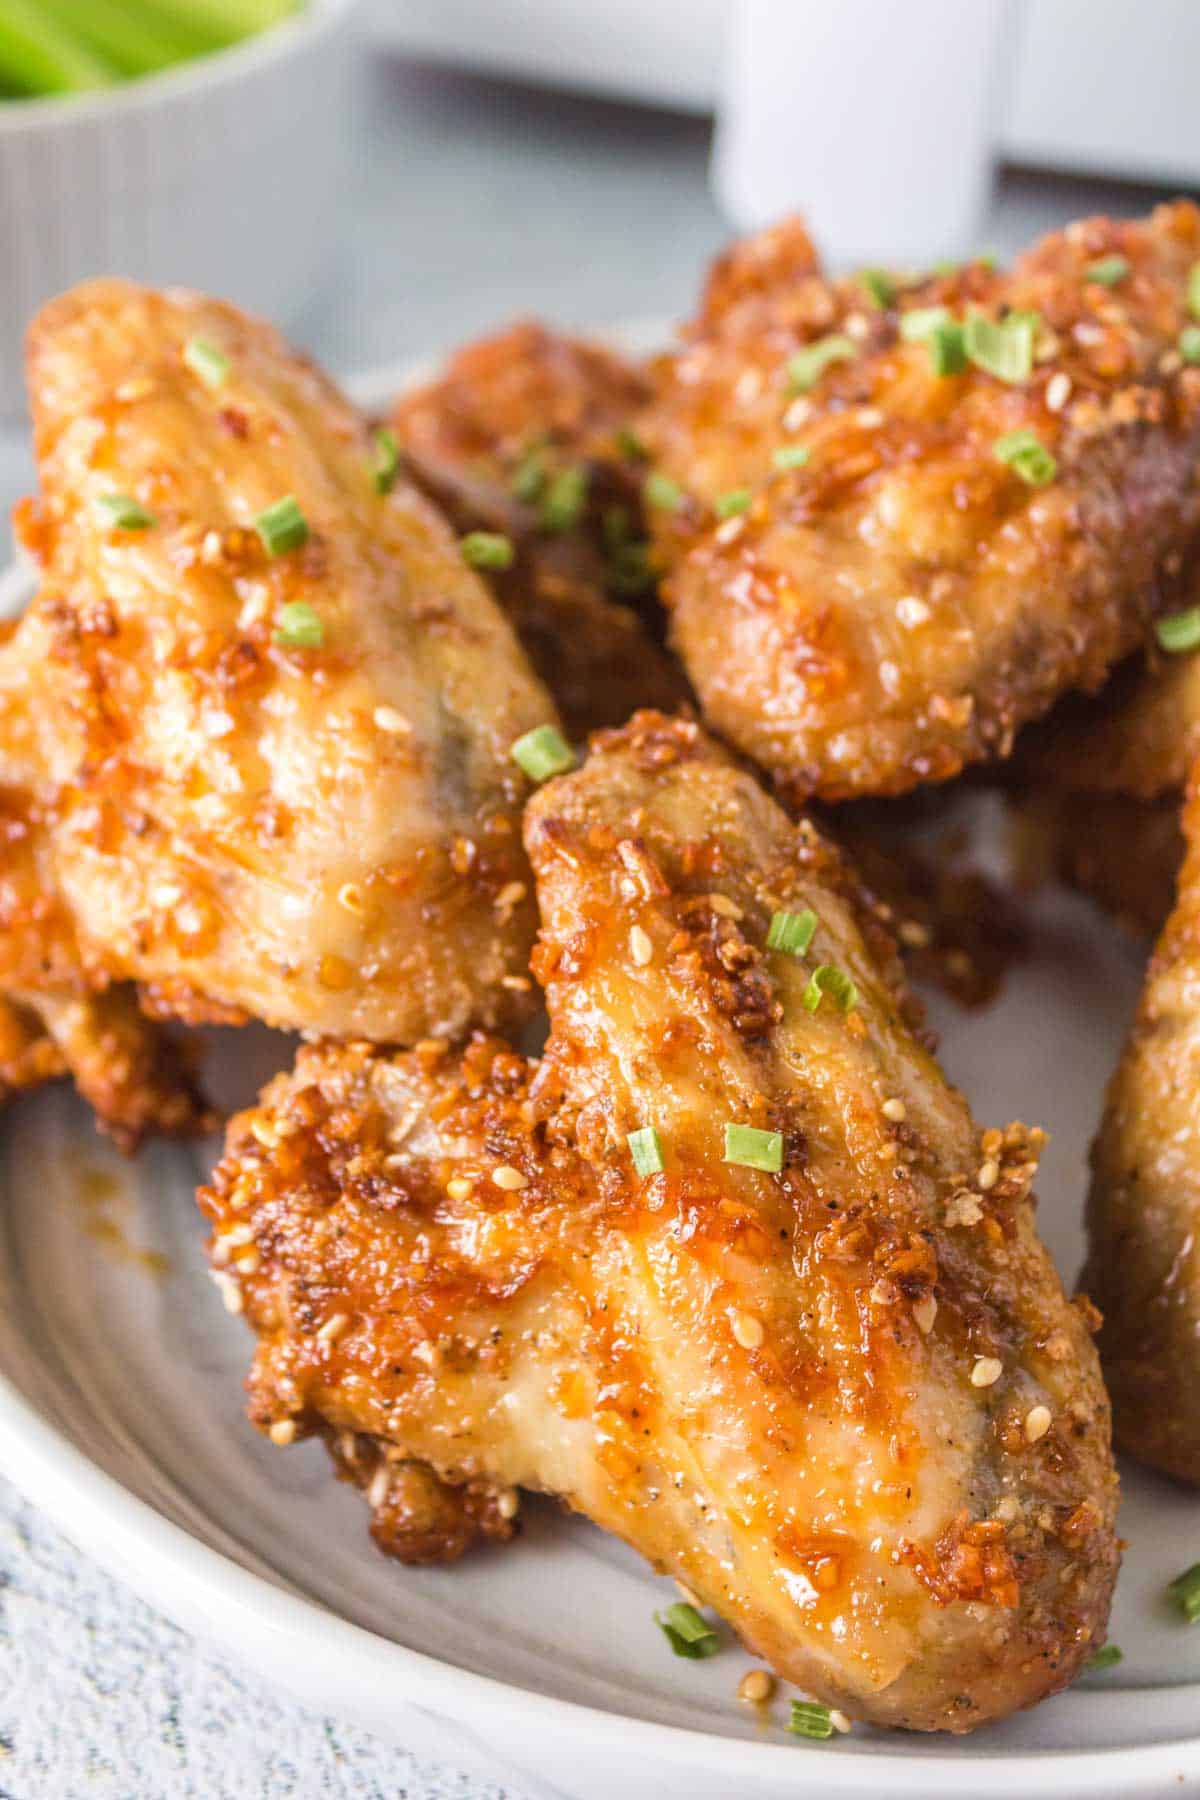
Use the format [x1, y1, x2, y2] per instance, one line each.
[643, 204, 1200, 799]
[392, 320, 689, 736]
[5, 279, 557, 1048]
[202, 713, 1117, 1733]
[1084, 762, 1200, 1481]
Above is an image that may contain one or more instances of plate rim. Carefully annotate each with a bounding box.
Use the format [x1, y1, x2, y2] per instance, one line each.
[1, 345, 1198, 1795]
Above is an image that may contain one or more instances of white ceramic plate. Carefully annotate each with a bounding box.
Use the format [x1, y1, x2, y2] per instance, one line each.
[2, 357, 1200, 1800]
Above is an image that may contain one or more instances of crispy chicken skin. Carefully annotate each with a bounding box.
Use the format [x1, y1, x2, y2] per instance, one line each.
[392, 320, 689, 737]
[1084, 764, 1200, 1482]
[643, 204, 1200, 799]
[202, 714, 1117, 1733]
[6, 279, 556, 1047]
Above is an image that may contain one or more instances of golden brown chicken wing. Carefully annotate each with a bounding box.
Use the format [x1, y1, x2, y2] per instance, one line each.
[392, 319, 688, 737]
[642, 204, 1200, 800]
[201, 713, 1117, 1733]
[4, 279, 557, 1051]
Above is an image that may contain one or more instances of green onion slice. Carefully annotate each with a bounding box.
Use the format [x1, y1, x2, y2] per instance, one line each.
[511, 723, 575, 783]
[724, 1124, 783, 1174]
[371, 427, 400, 495]
[788, 1701, 835, 1740]
[644, 471, 685, 512]
[616, 426, 647, 461]
[274, 601, 324, 650]
[655, 1603, 719, 1660]
[183, 335, 229, 390]
[859, 268, 895, 309]
[802, 965, 858, 1014]
[459, 530, 515, 571]
[255, 495, 309, 557]
[1180, 325, 1200, 365]
[95, 493, 155, 531]
[993, 429, 1057, 488]
[925, 319, 967, 376]
[787, 334, 857, 394]
[766, 908, 818, 956]
[539, 465, 589, 533]
[1168, 1563, 1200, 1621]
[1189, 263, 1200, 320]
[715, 487, 751, 519]
[1085, 254, 1129, 287]
[1083, 1644, 1122, 1671]
[628, 1126, 665, 1177]
[965, 311, 1036, 383]
[510, 449, 547, 503]
[900, 305, 952, 342]
[1156, 607, 1200, 654]
[773, 444, 811, 471]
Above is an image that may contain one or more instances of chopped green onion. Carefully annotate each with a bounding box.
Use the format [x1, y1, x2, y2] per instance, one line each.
[1180, 325, 1200, 365]
[724, 1124, 783, 1174]
[539, 465, 589, 533]
[274, 601, 323, 650]
[511, 723, 575, 783]
[1156, 607, 1200, 653]
[255, 495, 308, 557]
[655, 1603, 719, 1660]
[459, 530, 515, 571]
[788, 1701, 835, 1740]
[510, 448, 547, 503]
[1168, 1563, 1200, 1621]
[1189, 264, 1200, 319]
[925, 319, 967, 376]
[1085, 254, 1129, 288]
[627, 1126, 665, 1177]
[965, 311, 1036, 383]
[993, 429, 1057, 488]
[95, 493, 155, 531]
[859, 268, 895, 309]
[787, 334, 857, 394]
[802, 965, 858, 1014]
[1083, 1644, 1122, 1671]
[715, 487, 751, 519]
[773, 444, 811, 471]
[616, 426, 647, 461]
[766, 908, 818, 956]
[183, 336, 229, 390]
[900, 305, 952, 342]
[371, 427, 400, 495]
[644, 471, 685, 512]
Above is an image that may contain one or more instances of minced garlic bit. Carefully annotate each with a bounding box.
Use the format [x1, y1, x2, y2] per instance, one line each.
[492, 1164, 528, 1191]
[367, 1464, 391, 1509]
[268, 1419, 297, 1446]
[977, 1158, 1000, 1191]
[494, 880, 527, 920]
[994, 1495, 1020, 1522]
[945, 1193, 984, 1228]
[829, 1709, 852, 1734]
[1025, 1404, 1053, 1443]
[446, 1176, 474, 1202]
[373, 704, 411, 735]
[737, 1669, 775, 1705]
[496, 1487, 520, 1521]
[629, 924, 653, 966]
[316, 1311, 351, 1344]
[1046, 371, 1071, 411]
[731, 1311, 765, 1350]
[881, 1097, 907, 1123]
[912, 1294, 938, 1335]
[971, 1356, 1003, 1388]
[895, 595, 932, 629]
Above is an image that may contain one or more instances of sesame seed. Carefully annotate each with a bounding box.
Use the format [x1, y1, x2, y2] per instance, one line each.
[882, 1097, 907, 1122]
[211, 1270, 243, 1314]
[977, 1159, 1000, 1191]
[783, 397, 813, 431]
[494, 881, 527, 917]
[896, 596, 931, 629]
[1025, 1404, 1052, 1443]
[496, 1487, 520, 1520]
[971, 1356, 1003, 1388]
[829, 1709, 852, 1734]
[898, 920, 931, 948]
[912, 1294, 938, 1335]
[501, 973, 532, 992]
[737, 1669, 775, 1705]
[1046, 372, 1071, 411]
[337, 882, 365, 917]
[268, 1419, 297, 1446]
[317, 1312, 351, 1344]
[446, 1176, 474, 1201]
[492, 1165, 528, 1191]
[731, 1311, 765, 1349]
[707, 893, 743, 918]
[367, 1464, 391, 1509]
[630, 924, 653, 966]
[373, 705, 411, 735]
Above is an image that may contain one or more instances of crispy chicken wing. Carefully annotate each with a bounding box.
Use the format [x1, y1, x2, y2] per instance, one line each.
[5, 279, 556, 1048]
[1084, 761, 1200, 1481]
[643, 204, 1200, 799]
[202, 713, 1117, 1732]
[392, 320, 689, 736]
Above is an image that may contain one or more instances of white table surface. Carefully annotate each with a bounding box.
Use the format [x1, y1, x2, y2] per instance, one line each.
[0, 46, 1175, 1800]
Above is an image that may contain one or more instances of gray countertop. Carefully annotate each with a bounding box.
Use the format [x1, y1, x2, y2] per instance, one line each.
[0, 45, 1173, 1800]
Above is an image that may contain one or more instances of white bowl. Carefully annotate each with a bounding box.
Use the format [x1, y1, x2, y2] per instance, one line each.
[0, 0, 359, 418]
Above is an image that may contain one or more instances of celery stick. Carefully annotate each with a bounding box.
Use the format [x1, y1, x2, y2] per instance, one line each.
[38, 0, 203, 77]
[0, 0, 115, 95]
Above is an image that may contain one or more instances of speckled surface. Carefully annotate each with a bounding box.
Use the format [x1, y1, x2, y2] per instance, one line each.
[0, 46, 1168, 1799]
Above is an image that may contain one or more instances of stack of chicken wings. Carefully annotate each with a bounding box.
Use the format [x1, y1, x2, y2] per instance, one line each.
[13, 200, 1200, 1736]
